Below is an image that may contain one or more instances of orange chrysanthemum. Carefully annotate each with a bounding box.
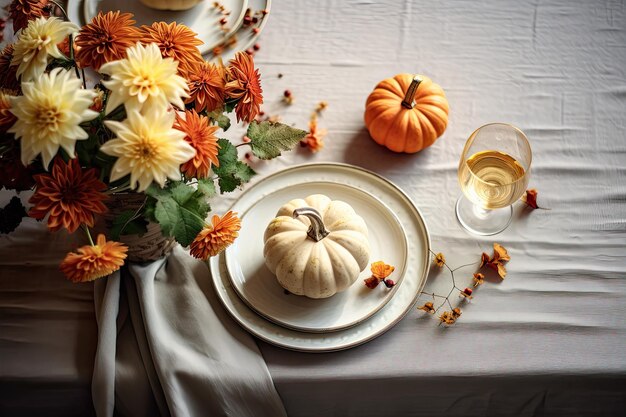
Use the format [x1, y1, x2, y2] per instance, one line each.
[174, 110, 220, 179]
[0, 44, 20, 92]
[60, 234, 128, 282]
[0, 91, 17, 132]
[75, 11, 141, 70]
[28, 158, 108, 233]
[190, 211, 241, 260]
[302, 117, 326, 153]
[185, 60, 226, 113]
[9, 0, 50, 33]
[225, 52, 263, 123]
[140, 21, 203, 77]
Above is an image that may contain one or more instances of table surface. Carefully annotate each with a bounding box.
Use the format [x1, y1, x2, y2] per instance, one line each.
[2, 0, 626, 416]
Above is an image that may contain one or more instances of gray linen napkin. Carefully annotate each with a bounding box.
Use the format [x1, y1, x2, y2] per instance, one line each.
[92, 245, 287, 417]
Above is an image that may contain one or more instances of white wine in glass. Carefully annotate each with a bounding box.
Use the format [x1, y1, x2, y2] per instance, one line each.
[456, 124, 531, 235]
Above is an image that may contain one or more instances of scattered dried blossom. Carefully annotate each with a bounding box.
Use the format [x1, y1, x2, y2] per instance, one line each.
[418, 301, 435, 313]
[174, 110, 220, 179]
[282, 89, 293, 104]
[433, 252, 446, 268]
[480, 242, 510, 279]
[473, 272, 485, 287]
[315, 101, 328, 114]
[364, 261, 395, 289]
[459, 287, 473, 300]
[75, 11, 141, 71]
[28, 158, 108, 233]
[9, 0, 50, 34]
[225, 52, 263, 122]
[522, 188, 549, 210]
[302, 116, 326, 153]
[140, 21, 203, 78]
[439, 308, 462, 325]
[190, 211, 241, 259]
[60, 234, 128, 282]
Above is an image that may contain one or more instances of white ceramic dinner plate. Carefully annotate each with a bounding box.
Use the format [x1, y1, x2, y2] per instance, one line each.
[210, 163, 431, 352]
[224, 181, 409, 333]
[67, 0, 248, 55]
[207, 0, 271, 61]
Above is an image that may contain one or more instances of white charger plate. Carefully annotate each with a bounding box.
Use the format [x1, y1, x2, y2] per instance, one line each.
[210, 163, 431, 352]
[67, 0, 247, 55]
[224, 181, 409, 333]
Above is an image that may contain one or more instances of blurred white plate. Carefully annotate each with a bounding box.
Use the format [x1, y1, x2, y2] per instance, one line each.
[66, 0, 247, 55]
[207, 0, 271, 61]
[225, 181, 409, 333]
[210, 163, 431, 352]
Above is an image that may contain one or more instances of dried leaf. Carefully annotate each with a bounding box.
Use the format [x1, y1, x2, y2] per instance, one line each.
[480, 243, 510, 279]
[522, 188, 550, 210]
[493, 243, 510, 262]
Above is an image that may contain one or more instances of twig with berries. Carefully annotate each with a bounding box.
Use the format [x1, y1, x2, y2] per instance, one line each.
[417, 244, 511, 326]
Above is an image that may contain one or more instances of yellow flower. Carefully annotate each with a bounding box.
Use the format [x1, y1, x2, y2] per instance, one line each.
[11, 17, 78, 82]
[100, 42, 189, 115]
[100, 109, 196, 192]
[8, 68, 98, 167]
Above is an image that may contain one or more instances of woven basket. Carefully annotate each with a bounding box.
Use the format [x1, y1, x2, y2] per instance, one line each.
[97, 192, 176, 263]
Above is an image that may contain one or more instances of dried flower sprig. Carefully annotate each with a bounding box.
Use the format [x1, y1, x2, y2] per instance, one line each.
[417, 244, 512, 326]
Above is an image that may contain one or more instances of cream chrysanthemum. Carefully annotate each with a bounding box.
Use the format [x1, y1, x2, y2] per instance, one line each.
[8, 68, 98, 168]
[100, 42, 189, 115]
[11, 17, 78, 82]
[101, 109, 196, 192]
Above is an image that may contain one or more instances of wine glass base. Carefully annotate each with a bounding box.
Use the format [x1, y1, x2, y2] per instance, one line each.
[455, 196, 512, 236]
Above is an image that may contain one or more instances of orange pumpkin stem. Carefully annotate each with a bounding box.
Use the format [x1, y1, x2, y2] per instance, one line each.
[401, 75, 423, 109]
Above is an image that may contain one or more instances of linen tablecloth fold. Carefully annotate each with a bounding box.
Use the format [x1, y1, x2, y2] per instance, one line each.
[92, 246, 287, 417]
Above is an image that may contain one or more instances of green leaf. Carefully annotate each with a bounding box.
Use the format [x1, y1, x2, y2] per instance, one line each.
[206, 109, 232, 131]
[197, 178, 217, 198]
[145, 181, 212, 246]
[216, 138, 237, 169]
[247, 120, 307, 160]
[109, 209, 148, 240]
[0, 196, 26, 234]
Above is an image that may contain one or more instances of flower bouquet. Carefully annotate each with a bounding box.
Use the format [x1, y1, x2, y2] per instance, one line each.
[0, 2, 306, 282]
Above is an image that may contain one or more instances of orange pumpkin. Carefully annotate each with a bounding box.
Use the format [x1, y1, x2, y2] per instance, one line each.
[364, 74, 449, 153]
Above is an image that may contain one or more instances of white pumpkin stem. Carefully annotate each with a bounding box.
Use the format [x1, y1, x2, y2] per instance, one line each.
[401, 75, 423, 109]
[293, 207, 330, 242]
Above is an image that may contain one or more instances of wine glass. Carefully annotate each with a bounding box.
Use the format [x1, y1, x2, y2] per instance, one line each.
[456, 123, 532, 235]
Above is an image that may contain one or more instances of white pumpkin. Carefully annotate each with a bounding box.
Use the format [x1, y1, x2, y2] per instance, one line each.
[138, 0, 203, 11]
[263, 194, 370, 299]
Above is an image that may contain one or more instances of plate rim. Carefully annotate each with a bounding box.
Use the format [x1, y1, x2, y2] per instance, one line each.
[210, 162, 432, 352]
[224, 179, 410, 333]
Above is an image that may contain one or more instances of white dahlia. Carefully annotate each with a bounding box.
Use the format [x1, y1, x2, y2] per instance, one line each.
[8, 68, 98, 168]
[99, 42, 189, 115]
[101, 109, 196, 192]
[11, 17, 79, 82]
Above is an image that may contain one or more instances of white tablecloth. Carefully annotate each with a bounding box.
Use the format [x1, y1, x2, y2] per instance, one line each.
[2, 0, 626, 416]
